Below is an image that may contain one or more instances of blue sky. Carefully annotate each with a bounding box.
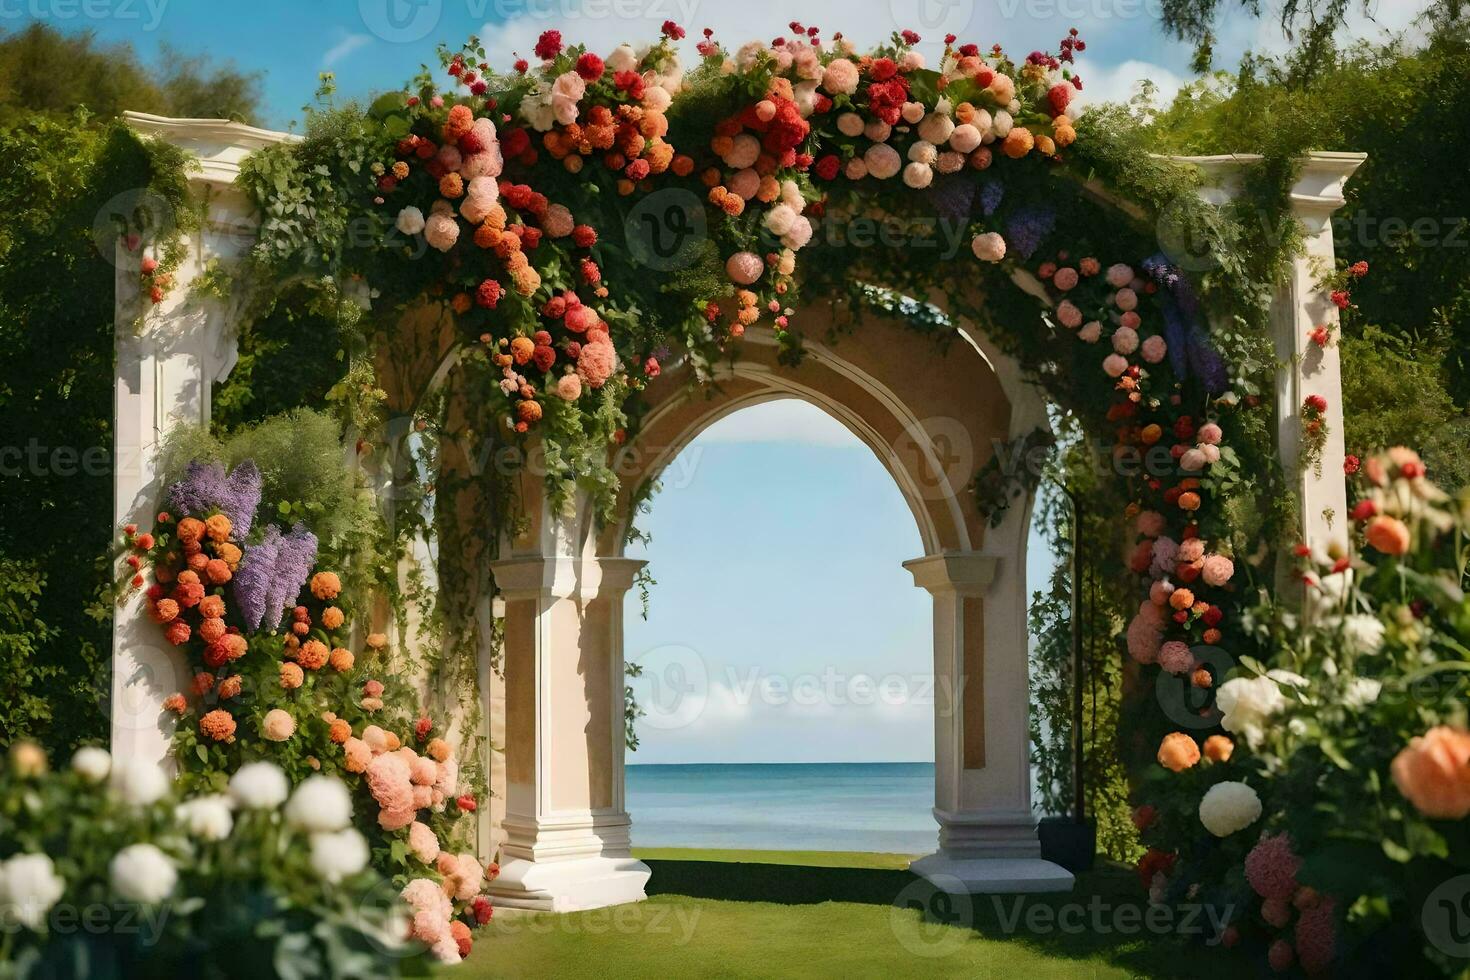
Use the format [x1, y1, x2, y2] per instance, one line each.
[5, 1, 1431, 130]
[9, 0, 1428, 763]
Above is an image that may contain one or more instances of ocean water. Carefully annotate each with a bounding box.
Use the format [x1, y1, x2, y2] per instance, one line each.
[626, 762, 937, 854]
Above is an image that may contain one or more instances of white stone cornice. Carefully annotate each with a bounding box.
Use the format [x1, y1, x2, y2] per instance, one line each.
[122, 111, 299, 190]
[904, 552, 999, 597]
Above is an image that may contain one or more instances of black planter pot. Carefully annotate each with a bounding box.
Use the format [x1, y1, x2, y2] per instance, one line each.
[1038, 816, 1096, 873]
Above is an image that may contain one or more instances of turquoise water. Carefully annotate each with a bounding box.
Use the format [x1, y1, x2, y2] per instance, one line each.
[626, 762, 937, 854]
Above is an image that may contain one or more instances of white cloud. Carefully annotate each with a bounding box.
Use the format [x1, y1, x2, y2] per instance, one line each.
[1073, 58, 1186, 109]
[323, 33, 373, 68]
[692, 399, 861, 448]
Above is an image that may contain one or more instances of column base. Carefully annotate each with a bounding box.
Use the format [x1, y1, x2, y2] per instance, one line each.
[910, 852, 1075, 894]
[486, 855, 652, 912]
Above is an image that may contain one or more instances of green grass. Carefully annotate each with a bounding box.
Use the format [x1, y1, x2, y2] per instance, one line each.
[459, 850, 1254, 978]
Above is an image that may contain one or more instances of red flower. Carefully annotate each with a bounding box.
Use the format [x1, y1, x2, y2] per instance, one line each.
[415, 716, 433, 741]
[661, 20, 685, 40]
[1350, 260, 1369, 277]
[471, 896, 494, 925]
[814, 154, 841, 181]
[613, 70, 644, 100]
[1046, 83, 1072, 117]
[1308, 325, 1330, 347]
[1136, 848, 1176, 888]
[900, 29, 921, 45]
[1131, 804, 1157, 831]
[644, 357, 661, 378]
[1293, 543, 1312, 557]
[762, 98, 810, 155]
[576, 53, 604, 81]
[470, 81, 488, 96]
[572, 225, 597, 248]
[533, 30, 562, 61]
[1330, 290, 1350, 309]
[476, 279, 502, 309]
[1305, 394, 1328, 413]
[457, 793, 477, 812]
[1201, 606, 1223, 627]
[124, 523, 137, 536]
[513, 59, 528, 74]
[1343, 454, 1360, 474]
[866, 76, 909, 126]
[869, 57, 898, 82]
[135, 533, 155, 551]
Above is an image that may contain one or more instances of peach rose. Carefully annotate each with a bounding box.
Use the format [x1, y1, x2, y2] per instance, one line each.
[1157, 732, 1201, 772]
[1391, 726, 1470, 819]
[1204, 735, 1234, 763]
[1365, 515, 1411, 555]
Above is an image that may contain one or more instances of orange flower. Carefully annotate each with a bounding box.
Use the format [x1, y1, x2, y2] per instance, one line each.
[366, 632, 388, 650]
[163, 693, 187, 714]
[1391, 726, 1470, 819]
[199, 595, 225, 619]
[329, 718, 352, 744]
[1178, 491, 1202, 512]
[1203, 735, 1234, 763]
[217, 675, 242, 700]
[176, 517, 206, 544]
[439, 173, 464, 198]
[1002, 127, 1035, 159]
[199, 617, 227, 643]
[330, 648, 355, 672]
[280, 662, 304, 690]
[1157, 732, 1201, 772]
[1365, 515, 1411, 556]
[1169, 588, 1196, 611]
[298, 639, 329, 670]
[191, 672, 215, 696]
[204, 514, 232, 542]
[426, 738, 452, 763]
[222, 634, 248, 661]
[321, 606, 345, 630]
[150, 598, 180, 623]
[199, 709, 236, 742]
[310, 572, 342, 601]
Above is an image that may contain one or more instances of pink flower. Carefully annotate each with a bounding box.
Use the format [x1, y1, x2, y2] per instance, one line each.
[576, 339, 617, 388]
[1052, 267, 1079, 291]
[1150, 536, 1179, 577]
[1126, 602, 1164, 664]
[1136, 510, 1165, 538]
[1245, 833, 1302, 900]
[1105, 263, 1134, 288]
[1149, 580, 1175, 607]
[1056, 300, 1083, 329]
[556, 374, 583, 401]
[1140, 335, 1167, 364]
[726, 251, 764, 285]
[1102, 353, 1128, 378]
[409, 821, 441, 864]
[971, 232, 1006, 262]
[365, 753, 415, 814]
[551, 71, 586, 125]
[1078, 321, 1102, 343]
[1177, 538, 1205, 564]
[1159, 641, 1194, 675]
[1198, 422, 1223, 445]
[821, 58, 859, 95]
[1201, 554, 1234, 587]
[1111, 326, 1139, 354]
[1295, 896, 1337, 974]
[424, 211, 459, 252]
[1114, 287, 1138, 311]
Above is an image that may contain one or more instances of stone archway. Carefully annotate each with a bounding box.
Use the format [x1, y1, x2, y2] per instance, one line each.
[485, 304, 1068, 912]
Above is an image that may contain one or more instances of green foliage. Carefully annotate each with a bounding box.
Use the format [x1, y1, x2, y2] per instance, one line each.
[0, 23, 262, 124]
[0, 562, 58, 746]
[1341, 325, 1470, 489]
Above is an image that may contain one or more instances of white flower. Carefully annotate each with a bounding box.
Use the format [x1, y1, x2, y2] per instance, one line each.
[394, 206, 425, 236]
[71, 746, 111, 783]
[175, 795, 234, 841]
[228, 762, 288, 810]
[309, 829, 369, 884]
[1341, 614, 1386, 655]
[606, 43, 638, 73]
[285, 776, 354, 833]
[0, 854, 65, 931]
[519, 86, 555, 132]
[1343, 677, 1382, 708]
[1198, 781, 1262, 837]
[108, 757, 168, 807]
[1215, 675, 1290, 748]
[109, 844, 176, 904]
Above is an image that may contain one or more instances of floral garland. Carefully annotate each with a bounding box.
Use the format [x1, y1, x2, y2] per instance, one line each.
[120, 458, 493, 964]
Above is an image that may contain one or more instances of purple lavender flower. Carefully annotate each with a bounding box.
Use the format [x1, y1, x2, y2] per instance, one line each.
[980, 180, 1004, 216]
[167, 460, 262, 539]
[231, 522, 318, 632]
[1143, 254, 1228, 393]
[1004, 205, 1056, 260]
[926, 174, 976, 226]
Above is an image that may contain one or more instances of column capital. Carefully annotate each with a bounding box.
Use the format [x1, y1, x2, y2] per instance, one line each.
[490, 556, 646, 601]
[903, 552, 999, 597]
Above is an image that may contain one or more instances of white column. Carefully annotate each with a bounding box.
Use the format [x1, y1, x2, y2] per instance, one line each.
[111, 113, 295, 768]
[1180, 151, 1364, 559]
[904, 551, 1073, 893]
[1272, 152, 1365, 554]
[486, 540, 651, 912]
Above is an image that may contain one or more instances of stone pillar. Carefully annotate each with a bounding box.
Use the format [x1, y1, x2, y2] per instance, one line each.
[111, 113, 295, 769]
[486, 548, 651, 911]
[1272, 152, 1366, 554]
[1182, 151, 1364, 559]
[904, 551, 1073, 893]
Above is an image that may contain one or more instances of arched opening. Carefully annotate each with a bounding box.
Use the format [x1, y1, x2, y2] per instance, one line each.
[621, 397, 937, 855]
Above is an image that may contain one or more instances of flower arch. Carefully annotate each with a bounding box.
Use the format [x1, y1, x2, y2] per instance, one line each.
[112, 18, 1363, 939]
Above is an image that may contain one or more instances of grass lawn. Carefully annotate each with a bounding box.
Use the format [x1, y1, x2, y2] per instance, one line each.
[459, 849, 1254, 978]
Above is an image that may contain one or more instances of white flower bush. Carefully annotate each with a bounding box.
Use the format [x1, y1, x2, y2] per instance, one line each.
[1198, 781, 1262, 837]
[176, 794, 234, 841]
[109, 755, 169, 806]
[110, 843, 178, 904]
[286, 775, 354, 832]
[0, 854, 66, 931]
[229, 761, 289, 809]
[309, 828, 370, 884]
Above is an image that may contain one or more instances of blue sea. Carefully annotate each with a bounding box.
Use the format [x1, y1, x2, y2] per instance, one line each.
[626, 762, 937, 854]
